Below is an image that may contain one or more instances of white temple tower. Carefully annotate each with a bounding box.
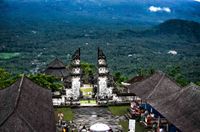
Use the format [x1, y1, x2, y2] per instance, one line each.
[97, 48, 113, 100]
[71, 48, 81, 100]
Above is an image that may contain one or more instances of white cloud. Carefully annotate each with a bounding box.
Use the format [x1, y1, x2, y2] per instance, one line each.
[163, 7, 171, 13]
[149, 6, 171, 13]
[194, 0, 200, 2]
[149, 6, 162, 12]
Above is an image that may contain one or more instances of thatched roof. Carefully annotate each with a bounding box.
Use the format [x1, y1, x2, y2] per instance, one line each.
[45, 68, 69, 78]
[151, 84, 200, 132]
[44, 58, 69, 78]
[126, 75, 145, 84]
[48, 58, 65, 69]
[128, 71, 181, 101]
[128, 71, 200, 131]
[0, 76, 56, 132]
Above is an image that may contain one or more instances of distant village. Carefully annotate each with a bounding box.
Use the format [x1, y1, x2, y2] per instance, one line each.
[0, 48, 200, 132]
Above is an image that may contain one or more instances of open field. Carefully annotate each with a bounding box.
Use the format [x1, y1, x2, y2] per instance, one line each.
[0, 52, 20, 60]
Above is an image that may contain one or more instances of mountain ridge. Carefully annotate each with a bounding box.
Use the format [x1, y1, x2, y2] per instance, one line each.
[117, 19, 200, 42]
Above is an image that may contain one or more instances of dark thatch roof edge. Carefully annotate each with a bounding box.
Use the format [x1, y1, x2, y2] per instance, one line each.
[0, 76, 24, 127]
[0, 75, 53, 132]
[128, 71, 183, 93]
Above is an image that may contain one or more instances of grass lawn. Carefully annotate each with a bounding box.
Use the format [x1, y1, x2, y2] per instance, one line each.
[80, 100, 97, 104]
[119, 120, 150, 132]
[0, 52, 20, 60]
[80, 87, 93, 97]
[54, 107, 74, 121]
[80, 87, 93, 93]
[108, 105, 129, 116]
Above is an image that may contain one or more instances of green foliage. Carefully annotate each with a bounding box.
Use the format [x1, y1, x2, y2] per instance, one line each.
[80, 62, 96, 83]
[28, 74, 64, 91]
[136, 68, 155, 77]
[167, 66, 189, 87]
[0, 68, 19, 89]
[81, 62, 96, 75]
[0, 52, 20, 60]
[0, 18, 200, 83]
[113, 72, 128, 85]
[0, 68, 11, 80]
[196, 81, 200, 86]
[108, 105, 129, 116]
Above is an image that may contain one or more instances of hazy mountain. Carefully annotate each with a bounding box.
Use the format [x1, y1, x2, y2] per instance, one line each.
[152, 19, 200, 41]
[0, 0, 200, 26]
[116, 19, 200, 42]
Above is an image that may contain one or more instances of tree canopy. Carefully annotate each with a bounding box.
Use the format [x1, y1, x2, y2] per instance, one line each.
[167, 66, 189, 87]
[0, 68, 64, 91]
[113, 72, 128, 86]
[80, 62, 96, 84]
[136, 68, 155, 77]
[196, 81, 200, 86]
[28, 74, 64, 91]
[0, 68, 18, 89]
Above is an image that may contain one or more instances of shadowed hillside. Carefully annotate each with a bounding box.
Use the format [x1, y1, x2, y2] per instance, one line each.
[153, 19, 200, 42]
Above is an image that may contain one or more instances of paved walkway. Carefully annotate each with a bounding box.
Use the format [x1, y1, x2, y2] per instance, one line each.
[73, 107, 124, 131]
[80, 104, 99, 106]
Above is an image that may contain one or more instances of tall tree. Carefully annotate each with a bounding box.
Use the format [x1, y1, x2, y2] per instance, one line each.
[136, 68, 155, 77]
[167, 66, 189, 87]
[28, 74, 64, 91]
[0, 68, 18, 89]
[113, 72, 128, 85]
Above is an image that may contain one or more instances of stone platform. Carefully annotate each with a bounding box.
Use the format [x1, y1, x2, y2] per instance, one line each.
[72, 107, 124, 131]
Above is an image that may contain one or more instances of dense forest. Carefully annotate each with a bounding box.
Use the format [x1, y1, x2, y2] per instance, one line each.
[1, 63, 199, 90]
[0, 19, 200, 83]
[0, 0, 200, 84]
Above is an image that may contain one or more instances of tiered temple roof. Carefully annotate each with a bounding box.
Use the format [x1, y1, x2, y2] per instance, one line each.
[44, 58, 69, 78]
[0, 76, 56, 132]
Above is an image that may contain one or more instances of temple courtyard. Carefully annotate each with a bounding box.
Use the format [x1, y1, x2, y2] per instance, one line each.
[73, 107, 123, 131]
[55, 106, 148, 132]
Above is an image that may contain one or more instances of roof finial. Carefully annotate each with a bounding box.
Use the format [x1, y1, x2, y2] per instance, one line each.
[98, 47, 106, 59]
[72, 48, 81, 60]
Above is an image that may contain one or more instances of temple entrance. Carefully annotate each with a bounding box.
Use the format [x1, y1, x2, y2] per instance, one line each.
[80, 84, 97, 106]
[80, 84, 94, 98]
